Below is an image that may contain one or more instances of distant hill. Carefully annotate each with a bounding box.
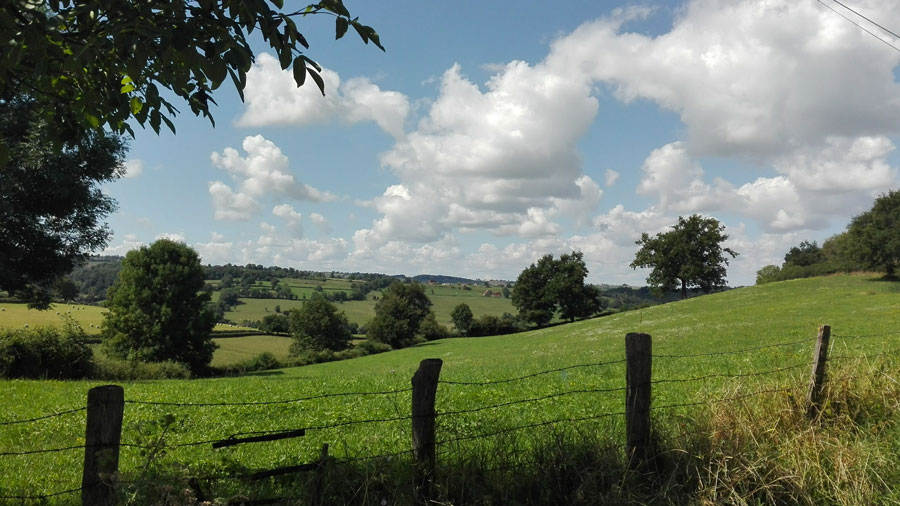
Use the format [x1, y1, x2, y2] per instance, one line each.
[412, 274, 478, 285]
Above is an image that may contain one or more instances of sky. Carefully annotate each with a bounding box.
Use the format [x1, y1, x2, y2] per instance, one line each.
[102, 0, 900, 287]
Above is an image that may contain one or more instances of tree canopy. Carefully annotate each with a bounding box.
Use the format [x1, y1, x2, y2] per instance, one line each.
[512, 251, 603, 326]
[0, 97, 126, 308]
[784, 240, 825, 267]
[848, 189, 900, 278]
[631, 215, 738, 299]
[450, 303, 474, 336]
[1, 0, 382, 163]
[101, 239, 217, 373]
[367, 282, 433, 348]
[289, 292, 351, 352]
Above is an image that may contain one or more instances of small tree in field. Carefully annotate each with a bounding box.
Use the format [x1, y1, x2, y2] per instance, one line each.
[450, 303, 474, 336]
[367, 282, 433, 348]
[102, 239, 216, 373]
[631, 214, 737, 299]
[289, 292, 351, 352]
[848, 190, 900, 278]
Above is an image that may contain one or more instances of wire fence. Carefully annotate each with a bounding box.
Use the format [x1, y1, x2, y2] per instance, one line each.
[2, 326, 898, 503]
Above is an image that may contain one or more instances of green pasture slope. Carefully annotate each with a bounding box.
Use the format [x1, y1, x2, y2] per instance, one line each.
[3, 274, 900, 502]
[223, 279, 515, 327]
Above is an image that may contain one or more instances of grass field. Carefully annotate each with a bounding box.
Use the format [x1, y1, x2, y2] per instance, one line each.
[2, 274, 899, 504]
[210, 335, 294, 367]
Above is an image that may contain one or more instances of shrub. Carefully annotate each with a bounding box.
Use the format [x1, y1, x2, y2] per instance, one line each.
[217, 352, 282, 376]
[92, 358, 191, 380]
[0, 321, 94, 379]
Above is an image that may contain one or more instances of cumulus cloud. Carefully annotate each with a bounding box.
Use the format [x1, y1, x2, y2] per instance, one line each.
[309, 212, 332, 236]
[603, 169, 620, 187]
[273, 204, 303, 236]
[208, 135, 336, 221]
[237, 54, 410, 137]
[123, 159, 143, 178]
[546, 0, 900, 159]
[156, 232, 186, 242]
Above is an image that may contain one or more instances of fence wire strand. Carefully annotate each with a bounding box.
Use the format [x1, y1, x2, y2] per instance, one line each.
[124, 387, 412, 407]
[833, 330, 900, 339]
[653, 337, 815, 359]
[0, 406, 86, 426]
[0, 486, 84, 500]
[438, 358, 626, 386]
[436, 386, 627, 418]
[652, 362, 810, 385]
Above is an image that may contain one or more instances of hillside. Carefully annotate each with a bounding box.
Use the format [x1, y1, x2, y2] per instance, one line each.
[2, 274, 899, 504]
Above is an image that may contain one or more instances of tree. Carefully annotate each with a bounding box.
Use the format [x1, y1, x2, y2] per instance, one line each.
[289, 292, 351, 351]
[631, 214, 738, 299]
[847, 190, 900, 278]
[0, 97, 126, 308]
[784, 240, 824, 267]
[367, 282, 433, 348]
[101, 239, 217, 373]
[512, 251, 602, 326]
[511, 255, 558, 327]
[1, 0, 383, 163]
[450, 303, 474, 336]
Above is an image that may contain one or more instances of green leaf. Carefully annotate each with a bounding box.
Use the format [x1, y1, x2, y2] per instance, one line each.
[120, 83, 135, 94]
[270, 0, 284, 8]
[292, 56, 307, 87]
[121, 76, 132, 85]
[308, 67, 325, 96]
[335, 17, 349, 40]
[130, 97, 143, 115]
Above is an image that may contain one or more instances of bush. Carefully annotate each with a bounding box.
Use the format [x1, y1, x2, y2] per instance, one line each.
[0, 321, 94, 379]
[92, 358, 191, 380]
[217, 352, 282, 376]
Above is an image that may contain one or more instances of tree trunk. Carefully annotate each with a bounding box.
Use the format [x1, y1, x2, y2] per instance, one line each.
[680, 279, 687, 300]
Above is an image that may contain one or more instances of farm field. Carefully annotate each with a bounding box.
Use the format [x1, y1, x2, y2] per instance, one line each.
[210, 335, 294, 367]
[3, 274, 900, 503]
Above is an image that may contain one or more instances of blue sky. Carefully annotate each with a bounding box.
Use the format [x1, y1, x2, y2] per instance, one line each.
[102, 0, 900, 286]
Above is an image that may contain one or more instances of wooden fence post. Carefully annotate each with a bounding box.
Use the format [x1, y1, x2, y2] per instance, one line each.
[806, 325, 831, 418]
[411, 358, 442, 500]
[310, 443, 329, 506]
[82, 385, 124, 506]
[625, 333, 652, 470]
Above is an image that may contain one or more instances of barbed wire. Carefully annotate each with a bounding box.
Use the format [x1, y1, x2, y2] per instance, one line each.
[124, 387, 412, 408]
[0, 444, 87, 457]
[438, 359, 626, 386]
[651, 362, 810, 385]
[436, 411, 623, 446]
[832, 330, 900, 339]
[0, 485, 84, 500]
[0, 406, 86, 426]
[653, 337, 815, 359]
[436, 386, 627, 418]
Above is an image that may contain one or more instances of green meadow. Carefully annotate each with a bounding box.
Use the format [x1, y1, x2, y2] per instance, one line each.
[2, 274, 899, 503]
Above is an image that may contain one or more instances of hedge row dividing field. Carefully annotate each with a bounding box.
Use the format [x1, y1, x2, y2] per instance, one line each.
[2, 274, 899, 504]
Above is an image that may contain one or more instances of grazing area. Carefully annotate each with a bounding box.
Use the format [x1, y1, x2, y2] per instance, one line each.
[2, 274, 899, 504]
[0, 303, 106, 334]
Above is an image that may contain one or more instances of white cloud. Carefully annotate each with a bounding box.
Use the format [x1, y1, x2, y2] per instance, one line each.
[603, 169, 620, 187]
[123, 159, 143, 178]
[209, 135, 336, 221]
[547, 0, 900, 159]
[195, 233, 234, 265]
[237, 53, 410, 137]
[309, 212, 332, 236]
[156, 232, 185, 243]
[273, 204, 303, 236]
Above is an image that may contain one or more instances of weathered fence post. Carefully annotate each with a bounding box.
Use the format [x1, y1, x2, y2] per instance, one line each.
[411, 358, 442, 501]
[806, 324, 831, 418]
[625, 333, 652, 470]
[82, 385, 124, 506]
[310, 443, 329, 506]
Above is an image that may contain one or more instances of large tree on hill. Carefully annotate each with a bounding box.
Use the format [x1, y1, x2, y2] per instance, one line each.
[102, 239, 217, 373]
[512, 251, 603, 327]
[631, 215, 738, 299]
[289, 292, 351, 352]
[1, 0, 382, 164]
[0, 97, 126, 308]
[367, 282, 433, 348]
[847, 190, 900, 278]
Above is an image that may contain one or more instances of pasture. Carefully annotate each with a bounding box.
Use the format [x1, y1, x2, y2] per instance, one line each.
[2, 274, 899, 504]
